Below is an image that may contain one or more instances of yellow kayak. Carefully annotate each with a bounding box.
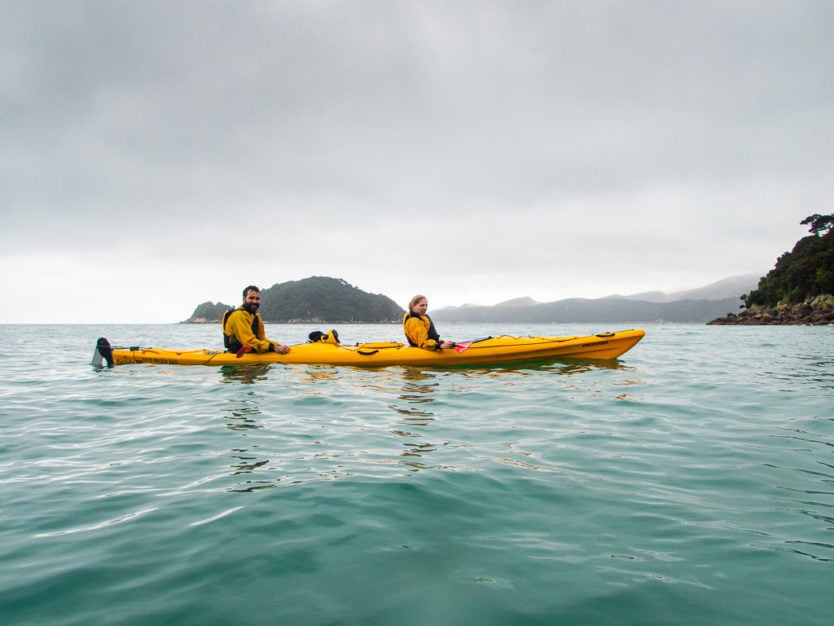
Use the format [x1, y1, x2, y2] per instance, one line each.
[94, 329, 645, 368]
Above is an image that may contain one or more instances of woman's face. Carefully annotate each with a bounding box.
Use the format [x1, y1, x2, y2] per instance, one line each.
[410, 298, 428, 315]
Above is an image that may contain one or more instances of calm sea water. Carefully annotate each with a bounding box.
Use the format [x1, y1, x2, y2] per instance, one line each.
[1, 323, 832, 625]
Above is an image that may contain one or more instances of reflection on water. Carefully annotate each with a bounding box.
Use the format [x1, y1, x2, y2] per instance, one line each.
[386, 369, 446, 471]
[554, 359, 630, 375]
[230, 448, 269, 474]
[219, 363, 272, 384]
[213, 356, 642, 487]
[228, 478, 276, 493]
[390, 368, 438, 422]
[219, 365, 273, 491]
[457, 358, 632, 376]
[224, 408, 273, 492]
[296, 366, 340, 383]
[224, 404, 263, 431]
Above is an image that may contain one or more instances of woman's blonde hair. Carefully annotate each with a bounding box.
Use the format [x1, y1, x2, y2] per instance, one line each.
[408, 294, 427, 308]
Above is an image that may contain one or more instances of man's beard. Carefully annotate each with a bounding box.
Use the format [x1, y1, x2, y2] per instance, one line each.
[244, 302, 260, 314]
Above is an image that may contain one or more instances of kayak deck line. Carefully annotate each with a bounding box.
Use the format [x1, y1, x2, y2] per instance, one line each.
[92, 329, 646, 369]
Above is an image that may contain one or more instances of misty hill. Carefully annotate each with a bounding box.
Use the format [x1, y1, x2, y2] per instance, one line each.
[432, 274, 760, 324]
[432, 296, 744, 324]
[495, 297, 540, 307]
[185, 276, 403, 323]
[613, 273, 762, 303]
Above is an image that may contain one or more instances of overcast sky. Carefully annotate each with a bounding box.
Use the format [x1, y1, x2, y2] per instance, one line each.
[2, 0, 832, 323]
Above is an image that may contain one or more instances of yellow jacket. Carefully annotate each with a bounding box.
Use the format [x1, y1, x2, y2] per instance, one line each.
[403, 311, 441, 350]
[223, 308, 274, 353]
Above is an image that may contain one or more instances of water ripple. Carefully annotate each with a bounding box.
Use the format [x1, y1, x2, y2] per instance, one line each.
[2, 324, 833, 625]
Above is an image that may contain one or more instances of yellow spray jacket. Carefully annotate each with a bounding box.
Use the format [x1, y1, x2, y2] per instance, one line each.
[403, 311, 441, 350]
[223, 308, 273, 353]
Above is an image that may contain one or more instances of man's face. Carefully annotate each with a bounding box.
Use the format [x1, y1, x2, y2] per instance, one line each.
[243, 290, 261, 314]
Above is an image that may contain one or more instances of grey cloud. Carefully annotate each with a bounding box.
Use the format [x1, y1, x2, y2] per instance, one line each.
[2, 1, 832, 277]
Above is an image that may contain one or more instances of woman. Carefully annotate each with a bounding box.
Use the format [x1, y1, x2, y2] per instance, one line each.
[403, 294, 455, 350]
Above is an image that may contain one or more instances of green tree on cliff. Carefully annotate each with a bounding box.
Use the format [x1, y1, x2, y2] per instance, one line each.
[800, 213, 834, 236]
[741, 214, 834, 308]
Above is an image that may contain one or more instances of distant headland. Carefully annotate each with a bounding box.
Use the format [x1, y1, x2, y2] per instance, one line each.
[708, 214, 834, 325]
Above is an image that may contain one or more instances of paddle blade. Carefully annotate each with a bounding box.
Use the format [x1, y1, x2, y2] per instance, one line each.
[454, 341, 472, 353]
[236, 346, 253, 358]
[92, 337, 114, 367]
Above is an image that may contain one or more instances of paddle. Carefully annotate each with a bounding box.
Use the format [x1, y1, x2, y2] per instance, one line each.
[453, 336, 492, 353]
[92, 337, 115, 367]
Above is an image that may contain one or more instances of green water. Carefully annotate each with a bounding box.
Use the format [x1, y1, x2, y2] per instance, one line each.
[1, 323, 832, 625]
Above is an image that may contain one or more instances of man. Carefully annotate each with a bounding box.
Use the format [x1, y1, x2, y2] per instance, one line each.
[223, 285, 291, 354]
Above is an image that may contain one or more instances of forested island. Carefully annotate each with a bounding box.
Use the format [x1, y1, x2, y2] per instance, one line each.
[708, 214, 834, 325]
[184, 276, 403, 323]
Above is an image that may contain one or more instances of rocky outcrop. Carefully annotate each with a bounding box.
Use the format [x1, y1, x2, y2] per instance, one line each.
[707, 295, 834, 325]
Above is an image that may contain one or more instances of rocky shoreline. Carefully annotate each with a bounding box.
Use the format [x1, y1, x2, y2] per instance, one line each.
[707, 295, 834, 325]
